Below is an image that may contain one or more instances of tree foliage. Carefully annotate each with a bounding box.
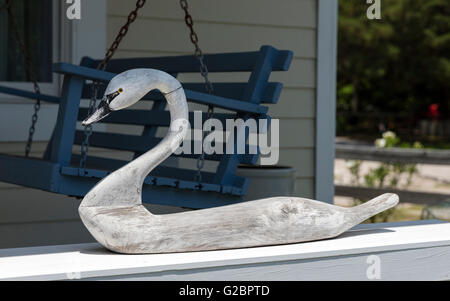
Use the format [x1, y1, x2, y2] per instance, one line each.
[338, 0, 450, 117]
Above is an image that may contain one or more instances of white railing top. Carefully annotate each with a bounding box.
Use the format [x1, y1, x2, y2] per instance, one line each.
[0, 220, 449, 280]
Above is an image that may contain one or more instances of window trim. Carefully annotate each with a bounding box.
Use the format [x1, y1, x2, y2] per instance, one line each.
[0, 0, 62, 103]
[0, 0, 107, 142]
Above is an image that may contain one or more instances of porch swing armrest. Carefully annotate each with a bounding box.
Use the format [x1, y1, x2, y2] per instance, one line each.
[48, 66, 87, 166]
[0, 85, 60, 103]
[53, 62, 115, 82]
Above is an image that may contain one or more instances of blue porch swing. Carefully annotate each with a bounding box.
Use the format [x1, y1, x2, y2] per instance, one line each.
[0, 0, 293, 209]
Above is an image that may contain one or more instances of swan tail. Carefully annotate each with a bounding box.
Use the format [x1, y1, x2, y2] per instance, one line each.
[347, 193, 399, 223]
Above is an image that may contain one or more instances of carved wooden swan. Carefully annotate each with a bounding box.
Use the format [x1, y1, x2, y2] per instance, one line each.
[79, 69, 399, 254]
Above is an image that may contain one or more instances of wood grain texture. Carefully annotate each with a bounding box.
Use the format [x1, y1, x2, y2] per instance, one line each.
[79, 194, 399, 254]
[78, 69, 398, 254]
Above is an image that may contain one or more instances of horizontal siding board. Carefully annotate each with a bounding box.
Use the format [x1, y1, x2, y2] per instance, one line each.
[294, 178, 315, 198]
[0, 104, 58, 142]
[107, 18, 316, 59]
[278, 119, 315, 148]
[277, 148, 315, 178]
[267, 88, 315, 118]
[108, 0, 317, 29]
[256, 148, 314, 178]
[271, 59, 316, 88]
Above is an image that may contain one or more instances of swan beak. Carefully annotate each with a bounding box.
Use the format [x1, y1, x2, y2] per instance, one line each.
[82, 98, 112, 126]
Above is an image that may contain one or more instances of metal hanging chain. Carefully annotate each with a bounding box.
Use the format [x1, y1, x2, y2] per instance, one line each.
[78, 82, 100, 169]
[179, 0, 215, 187]
[179, 0, 214, 95]
[79, 0, 147, 169]
[4, 0, 42, 157]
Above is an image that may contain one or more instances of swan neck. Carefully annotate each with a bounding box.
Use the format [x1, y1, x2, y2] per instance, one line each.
[80, 71, 188, 208]
[133, 87, 188, 186]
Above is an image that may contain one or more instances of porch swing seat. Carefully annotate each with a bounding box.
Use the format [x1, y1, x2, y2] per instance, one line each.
[0, 45, 293, 209]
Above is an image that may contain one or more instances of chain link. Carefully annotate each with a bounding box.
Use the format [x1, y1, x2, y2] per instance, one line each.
[79, 0, 146, 169]
[4, 0, 42, 157]
[179, 0, 214, 187]
[25, 82, 41, 157]
[79, 82, 101, 168]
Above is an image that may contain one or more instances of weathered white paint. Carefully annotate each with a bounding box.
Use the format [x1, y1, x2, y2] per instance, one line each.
[0, 220, 448, 280]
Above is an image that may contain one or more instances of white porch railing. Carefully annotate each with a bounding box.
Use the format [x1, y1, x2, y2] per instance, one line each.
[0, 220, 449, 281]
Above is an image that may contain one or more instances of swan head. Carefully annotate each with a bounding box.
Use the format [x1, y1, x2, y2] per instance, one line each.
[82, 69, 181, 126]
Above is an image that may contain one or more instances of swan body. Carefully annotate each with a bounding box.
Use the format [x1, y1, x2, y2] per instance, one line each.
[79, 69, 399, 254]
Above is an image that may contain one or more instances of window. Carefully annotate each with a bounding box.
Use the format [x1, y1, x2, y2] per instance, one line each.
[0, 0, 53, 83]
[0, 0, 106, 142]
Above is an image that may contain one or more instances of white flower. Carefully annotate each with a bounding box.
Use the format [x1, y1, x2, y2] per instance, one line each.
[345, 160, 357, 168]
[382, 131, 396, 139]
[375, 138, 386, 148]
